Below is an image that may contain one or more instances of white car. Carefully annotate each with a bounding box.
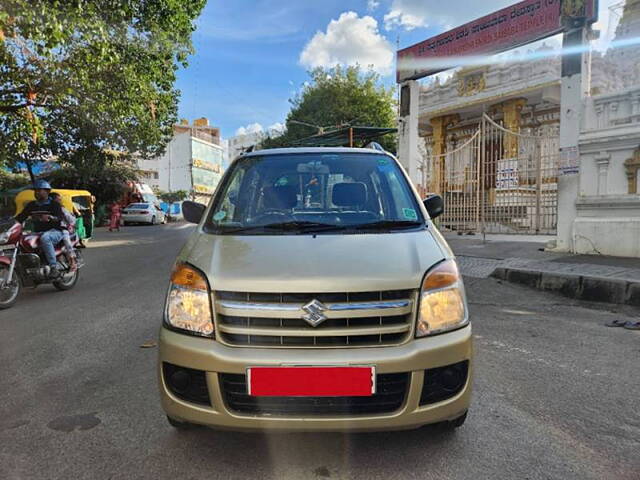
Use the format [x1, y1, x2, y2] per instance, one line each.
[122, 203, 166, 225]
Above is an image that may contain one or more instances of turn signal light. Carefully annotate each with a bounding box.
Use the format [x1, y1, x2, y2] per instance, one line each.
[171, 263, 208, 291]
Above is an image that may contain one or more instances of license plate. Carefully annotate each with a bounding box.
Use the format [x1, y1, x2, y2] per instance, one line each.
[247, 366, 375, 397]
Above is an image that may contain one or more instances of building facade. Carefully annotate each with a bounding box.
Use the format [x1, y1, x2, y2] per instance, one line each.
[398, 0, 640, 255]
[137, 118, 225, 204]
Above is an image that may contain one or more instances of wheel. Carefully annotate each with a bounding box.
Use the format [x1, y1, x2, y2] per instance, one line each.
[166, 415, 195, 430]
[446, 411, 468, 429]
[123, 222, 130, 226]
[52, 258, 79, 291]
[0, 265, 21, 309]
[150, 216, 156, 225]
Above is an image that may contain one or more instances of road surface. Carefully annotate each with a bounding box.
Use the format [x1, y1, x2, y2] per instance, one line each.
[1, 224, 638, 479]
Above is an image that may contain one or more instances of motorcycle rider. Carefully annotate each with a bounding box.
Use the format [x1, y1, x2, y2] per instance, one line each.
[14, 180, 66, 277]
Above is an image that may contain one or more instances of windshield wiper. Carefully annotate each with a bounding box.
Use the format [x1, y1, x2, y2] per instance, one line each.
[261, 221, 348, 233]
[217, 221, 347, 234]
[351, 220, 424, 231]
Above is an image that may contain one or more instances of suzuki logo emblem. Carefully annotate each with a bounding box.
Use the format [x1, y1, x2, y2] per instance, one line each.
[301, 299, 328, 327]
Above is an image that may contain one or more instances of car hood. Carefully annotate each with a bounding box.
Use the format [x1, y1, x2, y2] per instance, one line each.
[183, 229, 446, 293]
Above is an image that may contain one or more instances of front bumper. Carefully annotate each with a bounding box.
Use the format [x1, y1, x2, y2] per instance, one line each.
[158, 325, 472, 432]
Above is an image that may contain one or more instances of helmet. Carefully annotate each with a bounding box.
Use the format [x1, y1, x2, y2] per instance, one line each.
[33, 179, 52, 190]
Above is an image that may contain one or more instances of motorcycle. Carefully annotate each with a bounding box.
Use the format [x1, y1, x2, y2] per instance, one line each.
[0, 218, 84, 309]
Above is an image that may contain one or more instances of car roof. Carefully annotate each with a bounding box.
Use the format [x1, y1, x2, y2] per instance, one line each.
[241, 147, 393, 158]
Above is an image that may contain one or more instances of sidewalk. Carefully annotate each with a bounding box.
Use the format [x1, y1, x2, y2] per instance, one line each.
[445, 233, 640, 306]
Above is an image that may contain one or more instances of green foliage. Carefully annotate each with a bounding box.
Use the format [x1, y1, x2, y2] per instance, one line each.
[46, 153, 139, 206]
[0, 168, 29, 190]
[0, 0, 206, 170]
[156, 189, 189, 204]
[261, 66, 397, 152]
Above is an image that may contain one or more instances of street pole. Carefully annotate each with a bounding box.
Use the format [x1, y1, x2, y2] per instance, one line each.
[555, 19, 590, 252]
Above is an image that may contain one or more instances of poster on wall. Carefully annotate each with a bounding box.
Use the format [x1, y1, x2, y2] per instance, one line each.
[496, 159, 520, 190]
[559, 146, 579, 175]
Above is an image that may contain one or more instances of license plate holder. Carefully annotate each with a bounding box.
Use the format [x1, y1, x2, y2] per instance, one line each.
[247, 366, 375, 397]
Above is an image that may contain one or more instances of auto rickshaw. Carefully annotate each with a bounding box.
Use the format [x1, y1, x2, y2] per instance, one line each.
[14, 189, 94, 241]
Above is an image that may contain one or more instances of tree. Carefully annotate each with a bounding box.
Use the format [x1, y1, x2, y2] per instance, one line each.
[156, 189, 189, 205]
[261, 66, 397, 152]
[46, 153, 139, 206]
[0, 168, 28, 190]
[0, 1, 206, 174]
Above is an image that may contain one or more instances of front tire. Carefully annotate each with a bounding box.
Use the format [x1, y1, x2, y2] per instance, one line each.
[0, 265, 21, 309]
[446, 411, 467, 429]
[150, 216, 156, 226]
[52, 258, 79, 291]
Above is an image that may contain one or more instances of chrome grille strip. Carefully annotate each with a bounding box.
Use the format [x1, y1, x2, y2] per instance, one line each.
[213, 290, 417, 348]
[217, 323, 410, 337]
[216, 299, 412, 319]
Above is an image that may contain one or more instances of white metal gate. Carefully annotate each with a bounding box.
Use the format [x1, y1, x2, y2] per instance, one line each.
[420, 113, 559, 235]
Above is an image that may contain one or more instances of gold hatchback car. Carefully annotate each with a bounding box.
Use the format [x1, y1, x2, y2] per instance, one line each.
[159, 147, 472, 432]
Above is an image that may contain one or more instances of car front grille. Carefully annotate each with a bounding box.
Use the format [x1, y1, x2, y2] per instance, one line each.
[213, 290, 416, 348]
[219, 372, 409, 415]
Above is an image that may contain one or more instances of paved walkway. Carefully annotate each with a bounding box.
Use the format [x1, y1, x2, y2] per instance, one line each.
[445, 233, 640, 305]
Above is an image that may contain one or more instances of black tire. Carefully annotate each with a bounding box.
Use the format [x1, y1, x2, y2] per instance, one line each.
[150, 216, 156, 226]
[123, 221, 130, 226]
[0, 265, 21, 309]
[447, 411, 468, 429]
[52, 260, 79, 291]
[166, 415, 195, 430]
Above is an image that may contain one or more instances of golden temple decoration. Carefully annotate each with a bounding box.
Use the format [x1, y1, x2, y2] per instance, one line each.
[429, 114, 459, 194]
[457, 70, 486, 97]
[624, 147, 640, 194]
[493, 98, 527, 158]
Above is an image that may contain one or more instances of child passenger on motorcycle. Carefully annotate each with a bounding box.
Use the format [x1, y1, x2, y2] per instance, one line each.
[50, 193, 78, 272]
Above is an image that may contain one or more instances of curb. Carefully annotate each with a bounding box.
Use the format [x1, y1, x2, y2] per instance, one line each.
[490, 267, 640, 306]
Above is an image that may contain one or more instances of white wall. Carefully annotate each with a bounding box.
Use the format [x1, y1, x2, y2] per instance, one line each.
[571, 87, 640, 257]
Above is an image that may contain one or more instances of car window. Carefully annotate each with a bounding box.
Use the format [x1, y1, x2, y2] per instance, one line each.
[205, 153, 424, 234]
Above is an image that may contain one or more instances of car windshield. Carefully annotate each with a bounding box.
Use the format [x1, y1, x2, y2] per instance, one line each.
[127, 204, 149, 209]
[205, 152, 424, 235]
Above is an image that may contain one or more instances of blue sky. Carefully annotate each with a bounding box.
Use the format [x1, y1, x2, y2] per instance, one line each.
[176, 0, 620, 139]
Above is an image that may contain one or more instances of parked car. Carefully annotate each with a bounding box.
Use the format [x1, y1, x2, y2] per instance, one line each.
[159, 147, 471, 432]
[122, 203, 165, 225]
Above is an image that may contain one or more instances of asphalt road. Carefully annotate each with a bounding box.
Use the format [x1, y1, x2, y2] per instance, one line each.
[1, 224, 638, 480]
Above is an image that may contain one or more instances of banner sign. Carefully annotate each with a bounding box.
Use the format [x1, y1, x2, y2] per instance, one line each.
[398, 0, 567, 82]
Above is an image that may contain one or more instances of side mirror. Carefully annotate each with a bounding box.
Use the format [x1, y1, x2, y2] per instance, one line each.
[182, 201, 206, 224]
[423, 194, 444, 219]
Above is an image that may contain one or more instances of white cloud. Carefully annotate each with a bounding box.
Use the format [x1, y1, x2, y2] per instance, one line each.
[367, 0, 380, 11]
[299, 11, 394, 75]
[268, 122, 286, 135]
[384, 0, 515, 32]
[235, 123, 263, 136]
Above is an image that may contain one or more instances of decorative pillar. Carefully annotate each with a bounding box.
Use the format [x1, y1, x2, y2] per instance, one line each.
[595, 152, 611, 195]
[429, 114, 459, 194]
[498, 98, 527, 157]
[624, 147, 640, 194]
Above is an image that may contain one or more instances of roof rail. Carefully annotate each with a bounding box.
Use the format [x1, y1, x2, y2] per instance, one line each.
[365, 142, 386, 152]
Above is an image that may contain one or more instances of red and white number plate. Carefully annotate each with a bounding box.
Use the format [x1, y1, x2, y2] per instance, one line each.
[247, 366, 375, 397]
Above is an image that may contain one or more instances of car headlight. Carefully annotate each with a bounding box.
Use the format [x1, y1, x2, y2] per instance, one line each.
[416, 259, 468, 337]
[164, 263, 214, 337]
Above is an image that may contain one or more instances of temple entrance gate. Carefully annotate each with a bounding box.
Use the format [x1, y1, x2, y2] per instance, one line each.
[420, 114, 559, 235]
